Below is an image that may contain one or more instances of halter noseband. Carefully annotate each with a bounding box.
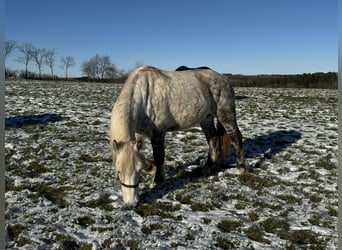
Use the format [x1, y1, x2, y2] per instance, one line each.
[119, 180, 139, 189]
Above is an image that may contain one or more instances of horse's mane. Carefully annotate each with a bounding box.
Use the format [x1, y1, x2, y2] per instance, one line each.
[110, 70, 138, 142]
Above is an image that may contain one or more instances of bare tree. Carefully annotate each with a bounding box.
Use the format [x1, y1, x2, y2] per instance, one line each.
[17, 43, 34, 78]
[81, 54, 117, 81]
[5, 40, 17, 78]
[45, 49, 57, 79]
[5, 40, 17, 58]
[81, 60, 96, 81]
[105, 64, 119, 79]
[98, 55, 112, 80]
[134, 59, 144, 69]
[91, 54, 102, 80]
[60, 56, 75, 79]
[31, 48, 47, 78]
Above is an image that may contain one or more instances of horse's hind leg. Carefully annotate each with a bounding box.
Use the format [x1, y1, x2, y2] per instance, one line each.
[200, 116, 221, 171]
[217, 121, 231, 165]
[150, 131, 166, 188]
[217, 111, 246, 172]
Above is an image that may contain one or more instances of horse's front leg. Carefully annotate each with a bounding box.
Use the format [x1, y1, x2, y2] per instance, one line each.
[150, 131, 166, 188]
[217, 111, 246, 174]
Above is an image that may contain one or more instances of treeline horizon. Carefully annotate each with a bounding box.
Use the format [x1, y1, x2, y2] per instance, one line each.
[225, 72, 337, 89]
[4, 40, 141, 82]
[6, 40, 337, 89]
[6, 69, 337, 89]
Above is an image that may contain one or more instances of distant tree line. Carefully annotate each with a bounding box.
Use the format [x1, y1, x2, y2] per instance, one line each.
[5, 40, 76, 80]
[6, 40, 337, 88]
[224, 72, 337, 89]
[5, 40, 131, 82]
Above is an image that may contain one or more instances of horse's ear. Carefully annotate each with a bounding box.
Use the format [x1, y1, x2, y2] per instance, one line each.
[112, 140, 118, 151]
[136, 139, 143, 151]
[112, 140, 122, 151]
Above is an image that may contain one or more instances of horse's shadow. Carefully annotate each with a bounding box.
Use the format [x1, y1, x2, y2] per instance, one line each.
[5, 113, 69, 129]
[139, 130, 301, 204]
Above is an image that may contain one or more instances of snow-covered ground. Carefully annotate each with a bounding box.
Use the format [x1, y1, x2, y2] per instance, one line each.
[5, 80, 337, 249]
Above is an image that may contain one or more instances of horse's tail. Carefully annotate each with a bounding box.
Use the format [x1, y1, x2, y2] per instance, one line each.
[217, 121, 231, 160]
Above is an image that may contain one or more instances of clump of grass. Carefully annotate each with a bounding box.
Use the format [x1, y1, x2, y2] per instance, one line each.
[238, 173, 280, 190]
[79, 154, 100, 162]
[126, 239, 139, 250]
[244, 225, 271, 244]
[202, 217, 211, 224]
[175, 193, 214, 212]
[7, 223, 26, 241]
[309, 193, 322, 203]
[248, 212, 259, 222]
[308, 214, 321, 226]
[26, 161, 50, 178]
[101, 238, 113, 249]
[84, 193, 114, 211]
[228, 193, 249, 202]
[261, 217, 290, 239]
[215, 235, 238, 249]
[5, 177, 24, 192]
[141, 223, 163, 234]
[235, 203, 245, 209]
[218, 219, 244, 233]
[134, 201, 181, 219]
[77, 216, 96, 227]
[60, 239, 80, 250]
[289, 229, 324, 245]
[28, 183, 69, 208]
[326, 205, 337, 217]
[316, 154, 336, 170]
[252, 200, 282, 211]
[16, 237, 32, 247]
[185, 127, 202, 133]
[185, 231, 196, 241]
[276, 194, 302, 204]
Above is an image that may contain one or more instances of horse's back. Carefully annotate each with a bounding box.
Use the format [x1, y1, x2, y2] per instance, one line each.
[127, 66, 233, 131]
[131, 66, 233, 106]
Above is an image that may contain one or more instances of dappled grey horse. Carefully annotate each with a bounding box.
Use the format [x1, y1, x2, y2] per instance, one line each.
[110, 65, 245, 206]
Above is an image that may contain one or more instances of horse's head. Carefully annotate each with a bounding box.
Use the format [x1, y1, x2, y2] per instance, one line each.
[111, 139, 145, 206]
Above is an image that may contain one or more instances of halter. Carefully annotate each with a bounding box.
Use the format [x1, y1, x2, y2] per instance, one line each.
[119, 180, 139, 189]
[113, 139, 142, 189]
[118, 173, 139, 188]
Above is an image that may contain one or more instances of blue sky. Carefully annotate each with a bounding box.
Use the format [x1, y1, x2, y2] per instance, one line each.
[5, 0, 337, 77]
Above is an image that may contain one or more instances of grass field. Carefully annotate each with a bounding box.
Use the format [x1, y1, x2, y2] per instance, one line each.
[5, 80, 338, 249]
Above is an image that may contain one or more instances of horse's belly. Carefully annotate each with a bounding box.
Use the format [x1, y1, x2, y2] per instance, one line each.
[157, 100, 211, 131]
[143, 81, 215, 132]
